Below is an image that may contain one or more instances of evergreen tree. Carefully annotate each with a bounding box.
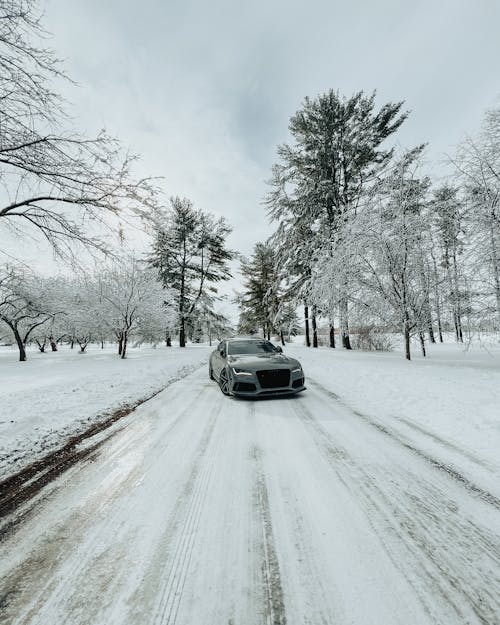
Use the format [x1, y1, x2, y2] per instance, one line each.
[266, 89, 408, 349]
[149, 197, 235, 347]
[431, 185, 466, 342]
[238, 243, 279, 339]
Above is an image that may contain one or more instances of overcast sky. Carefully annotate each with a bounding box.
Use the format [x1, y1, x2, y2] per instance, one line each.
[42, 0, 500, 312]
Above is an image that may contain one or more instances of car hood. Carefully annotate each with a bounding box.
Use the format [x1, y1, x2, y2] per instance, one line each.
[226, 353, 301, 370]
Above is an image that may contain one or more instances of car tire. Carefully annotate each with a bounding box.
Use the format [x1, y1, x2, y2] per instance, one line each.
[218, 368, 231, 396]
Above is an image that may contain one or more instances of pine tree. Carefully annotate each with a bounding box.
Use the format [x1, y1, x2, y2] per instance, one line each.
[238, 243, 279, 339]
[267, 89, 408, 349]
[149, 197, 235, 347]
[431, 185, 466, 342]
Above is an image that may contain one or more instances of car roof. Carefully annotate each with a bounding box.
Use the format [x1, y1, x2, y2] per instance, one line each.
[226, 336, 269, 342]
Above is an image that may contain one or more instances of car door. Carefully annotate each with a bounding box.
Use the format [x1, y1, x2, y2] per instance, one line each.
[212, 341, 226, 379]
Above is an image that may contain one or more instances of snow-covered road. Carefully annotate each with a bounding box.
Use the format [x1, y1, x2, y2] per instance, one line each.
[1, 365, 499, 625]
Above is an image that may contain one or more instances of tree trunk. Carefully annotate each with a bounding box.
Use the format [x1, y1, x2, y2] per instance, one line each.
[339, 297, 352, 349]
[419, 332, 426, 357]
[304, 305, 311, 347]
[121, 332, 128, 359]
[428, 323, 435, 344]
[417, 250, 434, 343]
[451, 251, 463, 342]
[118, 333, 123, 356]
[329, 323, 336, 348]
[50, 337, 58, 351]
[13, 327, 27, 362]
[430, 251, 444, 343]
[404, 325, 411, 361]
[489, 221, 500, 334]
[312, 305, 318, 348]
[280, 330, 285, 346]
[179, 317, 186, 348]
[179, 259, 186, 347]
[436, 313, 443, 343]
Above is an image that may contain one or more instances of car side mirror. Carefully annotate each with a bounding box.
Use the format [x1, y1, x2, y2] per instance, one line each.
[275, 346, 283, 353]
[220, 348, 226, 358]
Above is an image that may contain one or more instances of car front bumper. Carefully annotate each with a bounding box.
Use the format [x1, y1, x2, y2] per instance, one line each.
[230, 374, 306, 398]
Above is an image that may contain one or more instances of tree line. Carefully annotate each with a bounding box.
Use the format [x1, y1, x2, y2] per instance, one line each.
[0, 197, 236, 361]
[239, 90, 500, 359]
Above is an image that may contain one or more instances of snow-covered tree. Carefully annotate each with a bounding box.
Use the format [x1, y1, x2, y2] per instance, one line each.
[453, 108, 500, 334]
[266, 89, 408, 349]
[352, 148, 433, 359]
[95, 259, 169, 358]
[0, 265, 63, 360]
[430, 185, 467, 342]
[0, 0, 158, 260]
[148, 197, 235, 347]
[238, 243, 279, 339]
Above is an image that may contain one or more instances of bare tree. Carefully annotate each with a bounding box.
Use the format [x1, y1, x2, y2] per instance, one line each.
[452, 109, 500, 334]
[0, 0, 158, 259]
[96, 259, 168, 359]
[346, 149, 432, 359]
[0, 265, 62, 360]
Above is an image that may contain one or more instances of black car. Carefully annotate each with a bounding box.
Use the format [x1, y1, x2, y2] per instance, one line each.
[209, 337, 306, 397]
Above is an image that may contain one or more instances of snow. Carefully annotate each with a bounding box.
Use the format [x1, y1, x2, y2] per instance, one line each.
[0, 343, 210, 478]
[285, 339, 500, 496]
[1, 339, 499, 624]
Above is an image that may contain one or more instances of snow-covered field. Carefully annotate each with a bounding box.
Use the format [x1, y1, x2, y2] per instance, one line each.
[0, 344, 210, 478]
[1, 338, 499, 624]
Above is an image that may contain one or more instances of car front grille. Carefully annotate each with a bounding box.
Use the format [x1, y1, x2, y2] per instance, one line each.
[256, 369, 290, 388]
[233, 382, 256, 392]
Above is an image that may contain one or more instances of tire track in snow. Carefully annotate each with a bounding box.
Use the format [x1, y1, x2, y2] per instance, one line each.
[293, 395, 500, 625]
[251, 446, 287, 625]
[308, 378, 500, 509]
[272, 481, 337, 625]
[0, 384, 209, 624]
[392, 414, 496, 471]
[152, 399, 221, 625]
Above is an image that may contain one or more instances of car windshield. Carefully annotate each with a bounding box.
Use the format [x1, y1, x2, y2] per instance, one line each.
[227, 340, 278, 355]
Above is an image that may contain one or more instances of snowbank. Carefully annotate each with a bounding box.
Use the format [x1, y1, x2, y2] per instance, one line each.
[0, 344, 210, 478]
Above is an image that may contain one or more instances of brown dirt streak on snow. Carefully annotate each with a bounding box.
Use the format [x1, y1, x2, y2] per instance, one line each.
[0, 365, 207, 525]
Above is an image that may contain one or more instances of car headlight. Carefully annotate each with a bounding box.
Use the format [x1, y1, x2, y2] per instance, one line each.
[232, 367, 253, 376]
[292, 366, 303, 373]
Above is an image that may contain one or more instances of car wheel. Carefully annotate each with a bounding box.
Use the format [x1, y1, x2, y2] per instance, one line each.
[218, 368, 231, 395]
